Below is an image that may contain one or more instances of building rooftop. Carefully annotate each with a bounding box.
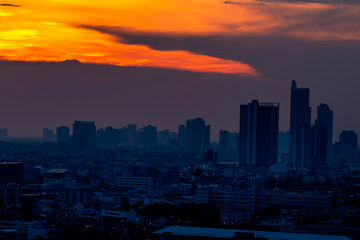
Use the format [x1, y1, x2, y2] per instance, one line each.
[0, 162, 22, 165]
[46, 168, 69, 173]
[154, 226, 352, 240]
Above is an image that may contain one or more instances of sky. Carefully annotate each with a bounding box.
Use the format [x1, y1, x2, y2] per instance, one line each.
[0, 0, 360, 140]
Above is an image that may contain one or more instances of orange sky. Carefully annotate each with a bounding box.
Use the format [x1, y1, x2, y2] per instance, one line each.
[0, 0, 359, 75]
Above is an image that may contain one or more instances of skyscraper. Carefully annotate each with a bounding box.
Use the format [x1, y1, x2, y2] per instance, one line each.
[56, 126, 70, 142]
[142, 125, 157, 148]
[72, 121, 96, 151]
[239, 100, 279, 166]
[293, 121, 328, 169]
[289, 80, 311, 154]
[219, 130, 239, 162]
[317, 104, 333, 145]
[293, 125, 312, 169]
[219, 129, 229, 152]
[311, 121, 328, 167]
[338, 130, 358, 162]
[317, 104, 333, 162]
[186, 118, 210, 152]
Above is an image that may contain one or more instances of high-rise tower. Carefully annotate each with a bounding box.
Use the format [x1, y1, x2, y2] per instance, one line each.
[239, 100, 279, 166]
[289, 80, 311, 154]
[72, 121, 96, 151]
[186, 118, 210, 152]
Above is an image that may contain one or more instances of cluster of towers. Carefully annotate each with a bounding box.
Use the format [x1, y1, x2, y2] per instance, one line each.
[239, 80, 358, 169]
[42, 118, 212, 153]
[289, 80, 331, 169]
[36, 80, 358, 164]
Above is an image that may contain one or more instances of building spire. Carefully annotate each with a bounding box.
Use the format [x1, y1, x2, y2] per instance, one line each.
[291, 79, 297, 89]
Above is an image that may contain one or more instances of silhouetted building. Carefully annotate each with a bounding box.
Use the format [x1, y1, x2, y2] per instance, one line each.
[219, 130, 239, 162]
[186, 118, 211, 152]
[56, 126, 70, 142]
[64, 187, 94, 205]
[311, 121, 328, 167]
[317, 104, 333, 144]
[219, 129, 229, 152]
[43, 128, 56, 142]
[120, 126, 128, 143]
[96, 126, 121, 149]
[290, 80, 311, 154]
[158, 129, 176, 146]
[72, 121, 96, 151]
[278, 131, 290, 154]
[0, 162, 23, 185]
[142, 125, 157, 148]
[0, 128, 7, 141]
[204, 149, 217, 163]
[338, 130, 358, 162]
[20, 194, 40, 220]
[293, 125, 312, 169]
[317, 103, 334, 162]
[127, 124, 137, 144]
[294, 122, 328, 169]
[178, 125, 186, 146]
[228, 132, 239, 152]
[239, 100, 279, 166]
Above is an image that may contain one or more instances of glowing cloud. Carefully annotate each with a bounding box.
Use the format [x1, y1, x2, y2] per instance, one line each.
[0, 0, 359, 75]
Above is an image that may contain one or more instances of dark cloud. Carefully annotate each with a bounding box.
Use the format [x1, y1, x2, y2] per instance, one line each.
[80, 4, 360, 45]
[77, 25, 360, 139]
[0, 3, 20, 7]
[223, 1, 277, 6]
[223, 2, 360, 38]
[269, 7, 360, 36]
[224, 0, 360, 6]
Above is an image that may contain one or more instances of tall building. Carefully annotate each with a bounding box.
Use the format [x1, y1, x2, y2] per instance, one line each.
[338, 130, 358, 162]
[0, 128, 8, 141]
[311, 121, 328, 167]
[56, 126, 70, 142]
[289, 80, 311, 154]
[293, 121, 328, 169]
[142, 125, 157, 148]
[317, 103, 334, 162]
[158, 129, 171, 146]
[293, 125, 312, 169]
[219, 130, 239, 162]
[278, 131, 290, 154]
[43, 128, 56, 142]
[72, 121, 96, 151]
[204, 149, 217, 163]
[186, 118, 210, 152]
[239, 100, 279, 166]
[127, 124, 137, 144]
[317, 104, 333, 144]
[96, 126, 122, 150]
[178, 125, 186, 146]
[219, 129, 229, 152]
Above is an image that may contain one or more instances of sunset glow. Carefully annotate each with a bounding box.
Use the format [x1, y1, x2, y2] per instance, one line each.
[1, 0, 359, 74]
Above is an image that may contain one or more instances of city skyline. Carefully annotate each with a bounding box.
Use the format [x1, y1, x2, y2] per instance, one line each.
[0, 76, 356, 144]
[1, 0, 360, 139]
